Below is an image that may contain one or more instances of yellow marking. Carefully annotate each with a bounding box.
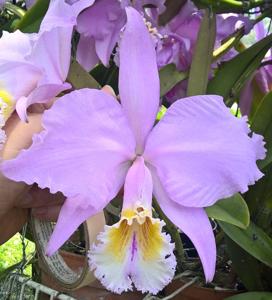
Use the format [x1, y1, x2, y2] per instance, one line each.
[122, 209, 136, 219]
[106, 209, 164, 263]
[107, 219, 133, 261]
[139, 218, 164, 261]
[0, 90, 14, 120]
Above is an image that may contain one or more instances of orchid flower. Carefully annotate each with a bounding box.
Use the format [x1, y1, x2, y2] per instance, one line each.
[76, 0, 165, 70]
[0, 24, 71, 124]
[2, 7, 265, 294]
[0, 0, 93, 128]
[163, 5, 252, 103]
[240, 20, 272, 116]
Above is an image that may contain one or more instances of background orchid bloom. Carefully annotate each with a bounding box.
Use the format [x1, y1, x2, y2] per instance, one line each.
[76, 0, 165, 70]
[0, 24, 71, 122]
[240, 20, 272, 116]
[0, 0, 93, 124]
[2, 7, 265, 294]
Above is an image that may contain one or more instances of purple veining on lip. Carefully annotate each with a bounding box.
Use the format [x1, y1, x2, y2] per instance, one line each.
[131, 232, 137, 262]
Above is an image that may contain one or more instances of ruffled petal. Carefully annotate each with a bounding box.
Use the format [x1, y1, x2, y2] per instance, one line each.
[151, 169, 216, 282]
[144, 95, 265, 208]
[89, 215, 175, 294]
[2, 89, 135, 208]
[119, 7, 160, 154]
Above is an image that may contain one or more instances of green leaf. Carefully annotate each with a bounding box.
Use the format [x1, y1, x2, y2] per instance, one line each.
[67, 60, 100, 90]
[206, 194, 249, 229]
[15, 0, 50, 33]
[207, 34, 272, 106]
[226, 292, 272, 300]
[251, 91, 272, 170]
[225, 236, 264, 291]
[187, 9, 216, 96]
[159, 64, 187, 97]
[219, 220, 272, 268]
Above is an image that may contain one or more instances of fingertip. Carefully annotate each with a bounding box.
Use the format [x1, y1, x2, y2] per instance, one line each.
[102, 85, 116, 98]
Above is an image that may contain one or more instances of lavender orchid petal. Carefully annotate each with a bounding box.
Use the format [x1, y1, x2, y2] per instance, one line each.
[40, 0, 93, 32]
[119, 7, 160, 153]
[152, 170, 216, 282]
[0, 61, 42, 100]
[144, 95, 266, 208]
[77, 0, 126, 67]
[255, 20, 266, 41]
[15, 83, 71, 122]
[0, 30, 32, 62]
[46, 196, 100, 256]
[2, 89, 135, 206]
[30, 27, 72, 84]
[77, 35, 99, 71]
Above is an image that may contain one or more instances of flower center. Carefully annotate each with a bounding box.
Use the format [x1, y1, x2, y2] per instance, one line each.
[0, 90, 14, 122]
[108, 207, 164, 262]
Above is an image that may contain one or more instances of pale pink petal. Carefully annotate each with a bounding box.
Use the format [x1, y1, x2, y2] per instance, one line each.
[77, 0, 126, 66]
[46, 195, 99, 256]
[0, 30, 33, 62]
[2, 89, 135, 208]
[0, 61, 42, 100]
[119, 7, 160, 153]
[144, 95, 265, 208]
[40, 0, 93, 32]
[151, 169, 216, 282]
[15, 83, 71, 122]
[123, 156, 152, 212]
[30, 27, 72, 83]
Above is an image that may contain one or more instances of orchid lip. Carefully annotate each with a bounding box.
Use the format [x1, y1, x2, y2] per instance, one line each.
[89, 207, 176, 294]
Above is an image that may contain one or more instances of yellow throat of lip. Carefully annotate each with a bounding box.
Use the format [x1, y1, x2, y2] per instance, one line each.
[107, 207, 165, 262]
[0, 90, 14, 121]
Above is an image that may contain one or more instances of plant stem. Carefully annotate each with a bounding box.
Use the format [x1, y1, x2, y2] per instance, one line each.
[153, 199, 185, 270]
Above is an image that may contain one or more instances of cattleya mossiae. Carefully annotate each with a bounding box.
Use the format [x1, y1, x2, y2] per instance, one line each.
[2, 7, 266, 294]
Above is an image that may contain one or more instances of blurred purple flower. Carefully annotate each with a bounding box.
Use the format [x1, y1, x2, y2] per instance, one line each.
[2, 7, 265, 294]
[76, 0, 165, 70]
[0, 0, 94, 122]
[156, 1, 200, 70]
[240, 20, 272, 115]
[161, 2, 251, 102]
